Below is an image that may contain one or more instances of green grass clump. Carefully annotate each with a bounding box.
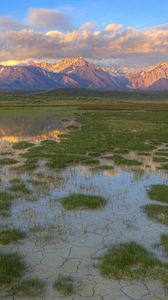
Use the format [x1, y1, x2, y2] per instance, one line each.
[160, 164, 168, 171]
[0, 228, 26, 245]
[17, 278, 45, 297]
[13, 141, 34, 150]
[0, 158, 18, 166]
[9, 180, 31, 194]
[144, 205, 168, 225]
[161, 235, 168, 256]
[112, 155, 142, 166]
[137, 152, 151, 156]
[0, 191, 13, 216]
[0, 253, 25, 285]
[54, 275, 74, 296]
[62, 194, 106, 210]
[153, 157, 168, 163]
[148, 184, 168, 203]
[99, 242, 168, 284]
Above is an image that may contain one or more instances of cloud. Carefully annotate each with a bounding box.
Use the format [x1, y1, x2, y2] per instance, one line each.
[0, 8, 167, 66]
[27, 8, 73, 31]
[0, 17, 24, 31]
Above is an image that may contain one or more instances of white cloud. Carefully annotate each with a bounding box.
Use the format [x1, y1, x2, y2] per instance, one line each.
[0, 8, 167, 66]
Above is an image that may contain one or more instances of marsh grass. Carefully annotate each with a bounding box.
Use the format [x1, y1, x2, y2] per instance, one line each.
[17, 278, 45, 297]
[62, 194, 106, 210]
[0, 158, 18, 166]
[17, 159, 38, 172]
[0, 191, 13, 216]
[148, 184, 168, 203]
[0, 228, 26, 245]
[137, 152, 151, 156]
[161, 235, 168, 256]
[112, 155, 142, 166]
[144, 204, 168, 225]
[54, 275, 74, 296]
[13, 141, 34, 150]
[153, 157, 168, 163]
[0, 253, 25, 285]
[99, 242, 168, 286]
[9, 180, 31, 194]
[92, 165, 114, 171]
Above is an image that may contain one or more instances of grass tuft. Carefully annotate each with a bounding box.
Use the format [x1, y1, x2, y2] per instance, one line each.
[0, 191, 13, 216]
[148, 184, 168, 203]
[62, 194, 106, 210]
[0, 253, 25, 285]
[0, 158, 18, 166]
[161, 235, 168, 256]
[13, 141, 34, 150]
[0, 228, 26, 245]
[54, 275, 74, 296]
[17, 278, 45, 297]
[144, 204, 168, 225]
[99, 242, 168, 285]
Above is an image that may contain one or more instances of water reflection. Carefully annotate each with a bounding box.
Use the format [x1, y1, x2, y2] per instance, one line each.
[0, 107, 79, 143]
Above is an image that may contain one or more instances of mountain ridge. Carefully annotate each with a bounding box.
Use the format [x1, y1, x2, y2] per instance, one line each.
[0, 58, 167, 91]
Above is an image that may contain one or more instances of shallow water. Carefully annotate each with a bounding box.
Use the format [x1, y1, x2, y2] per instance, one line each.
[0, 107, 80, 143]
[0, 162, 168, 300]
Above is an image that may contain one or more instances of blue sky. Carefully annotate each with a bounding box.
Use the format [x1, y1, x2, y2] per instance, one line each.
[0, 0, 167, 30]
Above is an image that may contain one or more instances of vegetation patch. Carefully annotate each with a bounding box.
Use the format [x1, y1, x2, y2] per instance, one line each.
[0, 253, 25, 285]
[144, 204, 168, 226]
[9, 179, 31, 194]
[99, 242, 168, 286]
[153, 156, 168, 163]
[137, 152, 151, 156]
[17, 278, 45, 297]
[13, 141, 34, 150]
[161, 235, 168, 256]
[62, 194, 106, 210]
[0, 191, 13, 216]
[0, 158, 18, 166]
[54, 275, 74, 296]
[0, 228, 26, 245]
[112, 155, 142, 166]
[148, 184, 168, 203]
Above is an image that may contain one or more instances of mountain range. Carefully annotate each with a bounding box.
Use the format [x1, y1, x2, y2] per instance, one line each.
[0, 57, 168, 91]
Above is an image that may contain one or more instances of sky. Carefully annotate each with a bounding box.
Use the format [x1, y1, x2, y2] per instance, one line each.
[0, 0, 168, 67]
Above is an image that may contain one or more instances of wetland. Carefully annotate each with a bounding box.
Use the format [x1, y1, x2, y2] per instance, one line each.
[0, 98, 168, 300]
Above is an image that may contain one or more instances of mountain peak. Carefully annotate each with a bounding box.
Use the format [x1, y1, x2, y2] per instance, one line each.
[61, 57, 87, 67]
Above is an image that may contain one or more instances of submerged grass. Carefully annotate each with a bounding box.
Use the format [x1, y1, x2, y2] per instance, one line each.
[9, 179, 31, 194]
[62, 194, 106, 210]
[54, 275, 74, 296]
[148, 184, 168, 203]
[0, 228, 26, 245]
[144, 204, 168, 225]
[99, 242, 168, 287]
